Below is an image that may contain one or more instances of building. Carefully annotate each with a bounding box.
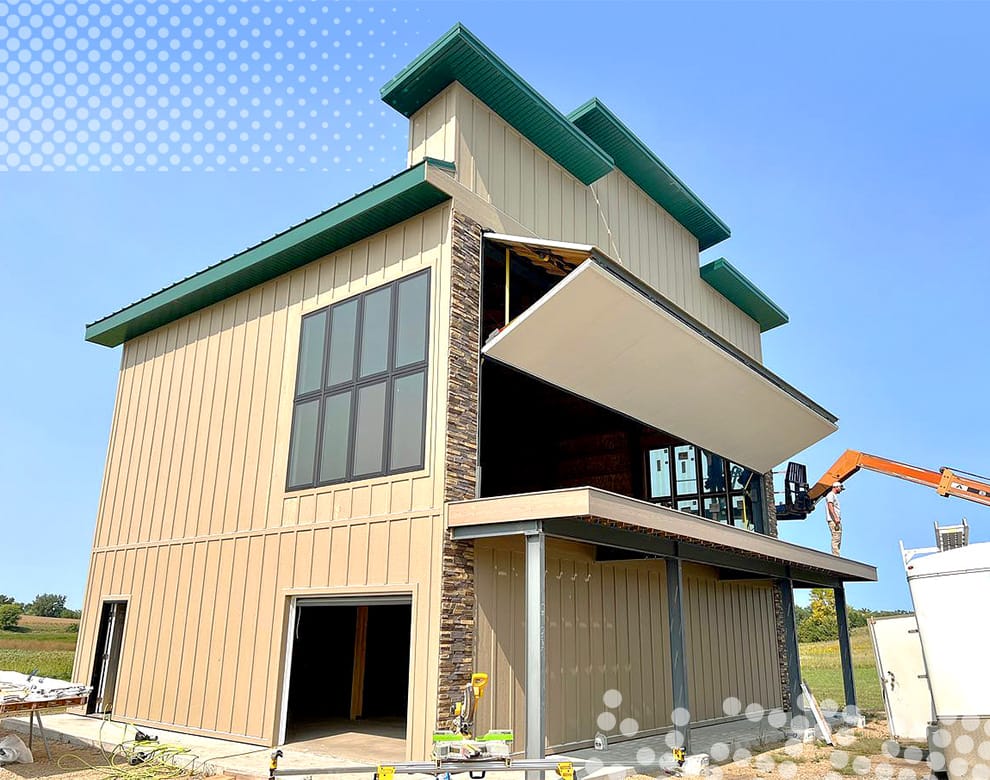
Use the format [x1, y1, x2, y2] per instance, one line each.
[75, 23, 876, 760]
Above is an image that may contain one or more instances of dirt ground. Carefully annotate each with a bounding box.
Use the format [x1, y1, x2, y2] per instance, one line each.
[0, 729, 113, 780]
[710, 719, 931, 779]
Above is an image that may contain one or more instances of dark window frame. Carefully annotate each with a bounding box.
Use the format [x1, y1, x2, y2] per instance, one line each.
[644, 443, 765, 533]
[286, 269, 431, 491]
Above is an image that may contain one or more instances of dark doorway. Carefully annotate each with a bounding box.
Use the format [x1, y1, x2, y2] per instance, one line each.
[285, 600, 411, 756]
[87, 601, 127, 715]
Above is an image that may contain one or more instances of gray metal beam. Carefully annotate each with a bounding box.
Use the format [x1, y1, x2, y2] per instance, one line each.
[666, 558, 691, 753]
[542, 517, 677, 558]
[678, 540, 789, 579]
[834, 584, 857, 710]
[525, 530, 546, 764]
[790, 568, 845, 588]
[778, 579, 804, 718]
[450, 519, 543, 540]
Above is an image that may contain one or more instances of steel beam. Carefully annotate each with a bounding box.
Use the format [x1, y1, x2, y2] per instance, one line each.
[778, 579, 804, 718]
[834, 584, 857, 710]
[542, 517, 677, 558]
[666, 557, 691, 753]
[525, 530, 546, 764]
[450, 519, 543, 540]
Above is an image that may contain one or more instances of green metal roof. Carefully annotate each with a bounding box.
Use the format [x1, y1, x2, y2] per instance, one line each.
[380, 23, 614, 186]
[85, 159, 454, 347]
[699, 257, 789, 332]
[568, 98, 730, 251]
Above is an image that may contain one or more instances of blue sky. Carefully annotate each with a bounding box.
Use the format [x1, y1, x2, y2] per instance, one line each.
[1, 2, 988, 612]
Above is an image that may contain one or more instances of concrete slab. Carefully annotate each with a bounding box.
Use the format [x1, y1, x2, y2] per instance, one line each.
[564, 714, 792, 772]
[0, 714, 571, 780]
[286, 718, 405, 763]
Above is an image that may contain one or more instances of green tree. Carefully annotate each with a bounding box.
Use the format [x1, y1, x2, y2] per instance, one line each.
[0, 595, 14, 605]
[809, 588, 836, 621]
[797, 588, 839, 642]
[0, 604, 21, 630]
[26, 593, 67, 618]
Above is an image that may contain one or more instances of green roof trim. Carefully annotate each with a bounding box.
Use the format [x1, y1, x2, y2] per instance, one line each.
[700, 257, 789, 332]
[568, 98, 731, 251]
[380, 23, 614, 186]
[85, 159, 454, 347]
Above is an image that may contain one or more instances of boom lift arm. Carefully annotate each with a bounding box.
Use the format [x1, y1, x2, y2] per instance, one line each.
[807, 450, 990, 507]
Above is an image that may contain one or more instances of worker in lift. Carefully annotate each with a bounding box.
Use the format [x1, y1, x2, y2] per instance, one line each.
[825, 481, 844, 555]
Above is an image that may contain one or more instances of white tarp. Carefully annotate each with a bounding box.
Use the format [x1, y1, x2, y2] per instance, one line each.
[0, 734, 33, 764]
[0, 670, 90, 707]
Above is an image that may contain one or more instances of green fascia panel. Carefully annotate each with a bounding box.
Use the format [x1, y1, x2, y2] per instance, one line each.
[380, 23, 614, 186]
[699, 257, 789, 332]
[85, 159, 454, 347]
[568, 98, 731, 251]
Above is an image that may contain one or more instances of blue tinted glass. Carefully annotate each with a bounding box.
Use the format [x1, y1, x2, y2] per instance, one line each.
[287, 399, 319, 487]
[359, 287, 392, 378]
[327, 299, 358, 386]
[296, 311, 327, 395]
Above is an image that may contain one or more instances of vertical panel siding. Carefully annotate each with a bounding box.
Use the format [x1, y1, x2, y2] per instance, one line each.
[475, 538, 674, 751]
[417, 83, 763, 360]
[683, 566, 783, 720]
[475, 542, 782, 750]
[76, 205, 453, 752]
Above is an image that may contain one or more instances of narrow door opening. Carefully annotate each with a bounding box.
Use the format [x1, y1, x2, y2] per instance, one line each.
[285, 600, 411, 760]
[87, 600, 127, 715]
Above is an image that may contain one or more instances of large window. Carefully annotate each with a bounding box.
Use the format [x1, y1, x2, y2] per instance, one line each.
[286, 271, 430, 490]
[647, 443, 764, 531]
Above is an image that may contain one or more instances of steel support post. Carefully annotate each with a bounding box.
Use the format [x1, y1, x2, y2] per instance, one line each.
[778, 579, 805, 719]
[666, 557, 691, 753]
[525, 530, 546, 764]
[834, 584, 857, 711]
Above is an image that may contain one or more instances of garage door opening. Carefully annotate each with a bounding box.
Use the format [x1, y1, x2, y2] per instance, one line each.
[283, 598, 412, 760]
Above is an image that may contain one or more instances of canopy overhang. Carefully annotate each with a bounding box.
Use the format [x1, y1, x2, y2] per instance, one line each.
[448, 488, 877, 586]
[481, 251, 837, 473]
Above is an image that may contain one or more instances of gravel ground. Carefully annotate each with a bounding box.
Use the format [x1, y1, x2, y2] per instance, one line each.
[712, 719, 932, 779]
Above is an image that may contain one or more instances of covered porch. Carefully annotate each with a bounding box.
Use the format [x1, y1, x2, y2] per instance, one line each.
[447, 488, 876, 758]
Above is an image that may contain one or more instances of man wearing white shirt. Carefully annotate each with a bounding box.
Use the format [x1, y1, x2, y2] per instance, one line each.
[825, 481, 844, 555]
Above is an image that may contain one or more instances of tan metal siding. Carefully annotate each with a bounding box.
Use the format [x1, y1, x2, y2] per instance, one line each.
[683, 566, 783, 720]
[474, 542, 783, 750]
[410, 84, 763, 360]
[474, 538, 674, 751]
[75, 205, 453, 753]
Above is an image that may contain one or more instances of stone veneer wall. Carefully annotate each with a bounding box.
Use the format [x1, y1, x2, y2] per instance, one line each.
[436, 209, 483, 729]
[763, 472, 778, 538]
[764, 470, 792, 712]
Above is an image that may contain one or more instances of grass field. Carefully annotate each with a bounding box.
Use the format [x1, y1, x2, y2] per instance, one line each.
[799, 625, 883, 714]
[0, 614, 79, 680]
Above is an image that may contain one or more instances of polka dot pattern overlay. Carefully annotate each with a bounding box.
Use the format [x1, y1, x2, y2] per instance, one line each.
[0, 1, 423, 170]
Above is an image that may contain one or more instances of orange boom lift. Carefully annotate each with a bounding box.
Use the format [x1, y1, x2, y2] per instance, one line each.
[808, 450, 990, 506]
[776, 451, 990, 520]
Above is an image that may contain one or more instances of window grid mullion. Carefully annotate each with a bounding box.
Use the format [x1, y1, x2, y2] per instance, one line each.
[311, 310, 334, 484]
[288, 270, 430, 491]
[383, 278, 399, 472]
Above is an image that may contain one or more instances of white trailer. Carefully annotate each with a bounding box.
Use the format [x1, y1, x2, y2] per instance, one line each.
[903, 536, 990, 779]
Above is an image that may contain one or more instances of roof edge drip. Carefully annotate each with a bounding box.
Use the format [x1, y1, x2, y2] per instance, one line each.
[380, 23, 614, 185]
[700, 257, 789, 332]
[568, 98, 730, 251]
[85, 158, 454, 347]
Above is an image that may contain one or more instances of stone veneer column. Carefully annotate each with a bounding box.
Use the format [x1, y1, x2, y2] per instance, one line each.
[435, 210, 483, 729]
[765, 471, 792, 711]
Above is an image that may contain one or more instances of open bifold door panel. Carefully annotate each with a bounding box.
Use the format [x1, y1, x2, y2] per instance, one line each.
[481, 257, 837, 474]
